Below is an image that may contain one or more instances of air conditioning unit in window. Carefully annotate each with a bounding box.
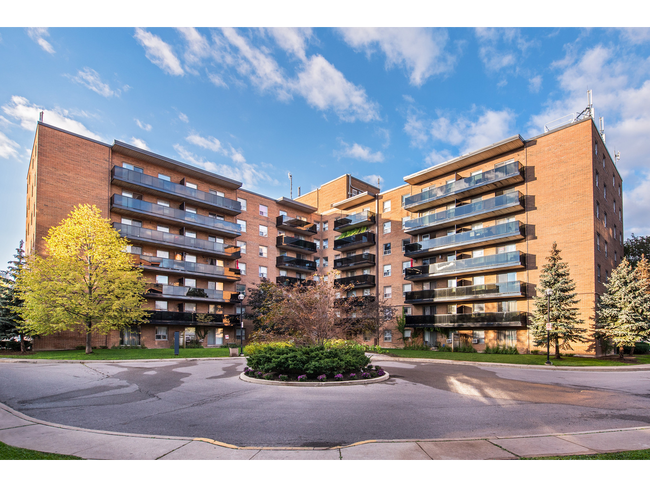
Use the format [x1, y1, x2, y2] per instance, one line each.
[472, 339, 479, 344]
[446, 339, 452, 344]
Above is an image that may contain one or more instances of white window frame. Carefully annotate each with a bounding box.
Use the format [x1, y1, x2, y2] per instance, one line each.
[155, 326, 168, 340]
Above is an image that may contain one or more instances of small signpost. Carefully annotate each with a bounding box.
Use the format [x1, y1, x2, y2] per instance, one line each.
[546, 322, 552, 331]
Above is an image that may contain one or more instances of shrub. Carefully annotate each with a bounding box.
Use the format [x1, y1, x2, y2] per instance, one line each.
[623, 342, 650, 355]
[324, 339, 386, 354]
[376, 369, 386, 377]
[349, 373, 357, 380]
[227, 343, 239, 349]
[297, 375, 307, 382]
[334, 374, 344, 381]
[485, 345, 519, 355]
[0, 340, 32, 351]
[279, 375, 289, 381]
[317, 374, 327, 382]
[245, 345, 370, 378]
[361, 372, 370, 379]
[243, 341, 294, 355]
[404, 337, 430, 350]
[456, 343, 477, 353]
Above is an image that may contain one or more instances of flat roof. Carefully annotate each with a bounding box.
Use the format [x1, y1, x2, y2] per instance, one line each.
[275, 196, 317, 213]
[331, 191, 377, 210]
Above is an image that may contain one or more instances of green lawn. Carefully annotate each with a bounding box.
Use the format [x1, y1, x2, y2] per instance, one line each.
[382, 349, 650, 366]
[528, 449, 650, 460]
[0, 347, 233, 360]
[0, 441, 81, 460]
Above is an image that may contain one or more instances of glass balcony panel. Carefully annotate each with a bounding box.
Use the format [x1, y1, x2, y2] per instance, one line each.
[276, 256, 317, 271]
[112, 166, 241, 214]
[333, 231, 376, 250]
[334, 210, 376, 232]
[276, 215, 317, 234]
[404, 251, 524, 280]
[137, 254, 240, 279]
[405, 311, 526, 327]
[404, 281, 525, 303]
[147, 311, 227, 324]
[276, 276, 314, 286]
[333, 253, 376, 269]
[276, 235, 317, 253]
[145, 283, 226, 301]
[404, 161, 523, 210]
[334, 275, 375, 288]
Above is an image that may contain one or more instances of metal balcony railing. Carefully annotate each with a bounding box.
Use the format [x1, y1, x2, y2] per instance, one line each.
[145, 283, 228, 301]
[404, 251, 525, 280]
[334, 274, 375, 288]
[334, 210, 376, 232]
[404, 281, 525, 304]
[333, 295, 376, 308]
[136, 255, 239, 279]
[276, 276, 314, 286]
[405, 311, 527, 328]
[147, 311, 240, 325]
[333, 253, 376, 269]
[276, 256, 317, 272]
[276, 235, 317, 253]
[276, 215, 317, 234]
[333, 231, 376, 251]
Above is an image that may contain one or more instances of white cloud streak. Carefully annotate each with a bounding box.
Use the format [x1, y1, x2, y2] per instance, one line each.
[129, 137, 149, 150]
[178, 112, 189, 123]
[67, 68, 115, 97]
[362, 174, 384, 187]
[135, 118, 152, 131]
[186, 133, 246, 163]
[26, 28, 54, 54]
[134, 28, 184, 76]
[335, 140, 384, 163]
[0, 131, 20, 160]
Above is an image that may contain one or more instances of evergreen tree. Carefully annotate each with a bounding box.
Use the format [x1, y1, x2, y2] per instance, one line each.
[530, 242, 588, 359]
[0, 241, 27, 352]
[597, 258, 650, 358]
[623, 234, 650, 267]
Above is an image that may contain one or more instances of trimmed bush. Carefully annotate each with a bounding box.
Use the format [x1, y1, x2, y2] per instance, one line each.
[623, 342, 650, 355]
[243, 341, 294, 355]
[485, 345, 519, 355]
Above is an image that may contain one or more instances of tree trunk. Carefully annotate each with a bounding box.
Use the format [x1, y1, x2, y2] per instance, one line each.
[619, 346, 625, 359]
[20, 332, 26, 353]
[85, 321, 93, 354]
[554, 336, 561, 359]
[631, 345, 635, 356]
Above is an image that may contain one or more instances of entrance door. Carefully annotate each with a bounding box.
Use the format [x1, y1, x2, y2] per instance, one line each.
[207, 328, 215, 346]
[206, 328, 224, 347]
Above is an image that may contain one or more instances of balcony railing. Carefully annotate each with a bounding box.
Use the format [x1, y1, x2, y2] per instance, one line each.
[334, 274, 375, 289]
[405, 311, 527, 328]
[404, 251, 525, 280]
[404, 161, 524, 211]
[145, 283, 228, 302]
[334, 210, 376, 232]
[276, 276, 314, 286]
[114, 222, 240, 259]
[136, 255, 240, 279]
[333, 253, 376, 269]
[333, 231, 376, 251]
[112, 194, 242, 237]
[404, 191, 524, 235]
[112, 166, 241, 214]
[276, 235, 317, 253]
[334, 295, 376, 308]
[404, 281, 526, 304]
[404, 221, 524, 258]
[276, 256, 317, 272]
[276, 215, 317, 235]
[147, 311, 240, 326]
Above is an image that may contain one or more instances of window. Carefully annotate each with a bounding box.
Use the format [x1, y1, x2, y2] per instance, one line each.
[497, 330, 516, 348]
[121, 217, 142, 227]
[122, 162, 143, 173]
[184, 230, 197, 238]
[594, 142, 598, 156]
[402, 216, 410, 228]
[323, 239, 328, 249]
[184, 303, 196, 313]
[279, 210, 287, 217]
[315, 257, 320, 267]
[237, 241, 246, 254]
[323, 257, 329, 267]
[185, 254, 196, 263]
[402, 261, 410, 273]
[473, 276, 485, 285]
[259, 245, 267, 258]
[606, 270, 609, 280]
[186, 181, 198, 190]
[604, 212, 607, 228]
[122, 190, 133, 198]
[402, 238, 410, 252]
[323, 222, 328, 231]
[185, 206, 197, 214]
[157, 250, 169, 259]
[259, 266, 267, 278]
[613, 200, 616, 213]
[472, 249, 484, 258]
[403, 283, 411, 296]
[155, 301, 167, 311]
[383, 222, 391, 234]
[604, 184, 607, 200]
[597, 233, 600, 251]
[498, 301, 517, 312]
[614, 225, 617, 239]
[158, 174, 171, 182]
[597, 265, 601, 283]
[496, 244, 515, 254]
[383, 200, 391, 213]
[237, 198, 247, 211]
[126, 245, 142, 254]
[239, 263, 246, 275]
[595, 171, 599, 187]
[473, 330, 485, 344]
[209, 189, 224, 197]
[403, 307, 412, 316]
[315, 222, 320, 232]
[619, 184, 622, 197]
[237, 220, 247, 232]
[383, 243, 391, 255]
[383, 264, 391, 277]
[208, 236, 224, 244]
[603, 154, 606, 169]
[384, 286, 392, 299]
[383, 330, 392, 342]
[259, 205, 268, 217]
[401, 194, 408, 207]
[605, 242, 608, 257]
[156, 275, 168, 284]
[473, 303, 485, 313]
[620, 232, 623, 244]
[596, 202, 600, 219]
[156, 225, 169, 233]
[613, 175, 616, 187]
[155, 326, 168, 340]
[315, 239, 320, 249]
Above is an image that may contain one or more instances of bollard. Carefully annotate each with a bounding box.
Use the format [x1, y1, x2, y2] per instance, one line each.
[174, 331, 180, 356]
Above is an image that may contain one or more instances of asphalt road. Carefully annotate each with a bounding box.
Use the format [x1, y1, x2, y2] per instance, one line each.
[1, 358, 649, 447]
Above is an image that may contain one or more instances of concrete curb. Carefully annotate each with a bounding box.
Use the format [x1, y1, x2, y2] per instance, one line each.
[238, 371, 390, 386]
[0, 356, 246, 365]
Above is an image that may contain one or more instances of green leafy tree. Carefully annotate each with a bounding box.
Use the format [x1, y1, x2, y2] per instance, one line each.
[0, 241, 28, 352]
[623, 234, 650, 267]
[530, 242, 588, 359]
[597, 257, 650, 358]
[16, 205, 148, 354]
[395, 308, 407, 344]
[246, 278, 287, 333]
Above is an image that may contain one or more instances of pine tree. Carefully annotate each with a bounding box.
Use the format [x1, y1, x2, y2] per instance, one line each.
[0, 241, 27, 352]
[597, 258, 650, 358]
[530, 242, 588, 359]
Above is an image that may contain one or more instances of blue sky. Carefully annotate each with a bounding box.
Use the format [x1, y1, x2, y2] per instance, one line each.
[2, 22, 650, 266]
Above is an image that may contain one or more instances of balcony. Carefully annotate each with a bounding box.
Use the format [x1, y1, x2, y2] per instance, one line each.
[334, 210, 376, 232]
[404, 251, 525, 281]
[147, 311, 240, 326]
[403, 191, 524, 235]
[333, 253, 376, 270]
[404, 161, 524, 212]
[111, 194, 242, 238]
[112, 166, 241, 215]
[276, 276, 314, 287]
[276, 215, 317, 235]
[404, 281, 526, 304]
[276, 235, 317, 254]
[334, 295, 376, 308]
[136, 255, 240, 280]
[333, 231, 376, 251]
[405, 311, 527, 329]
[276, 256, 317, 272]
[145, 284, 229, 303]
[114, 223, 240, 260]
[334, 274, 375, 289]
[404, 221, 525, 258]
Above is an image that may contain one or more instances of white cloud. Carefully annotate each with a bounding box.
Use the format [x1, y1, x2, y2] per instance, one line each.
[66, 68, 115, 97]
[338, 28, 455, 86]
[176, 27, 211, 70]
[134, 28, 184, 76]
[267, 27, 313, 61]
[129, 137, 149, 150]
[335, 140, 384, 163]
[622, 172, 650, 237]
[619, 28, 650, 45]
[178, 112, 189, 123]
[376, 127, 391, 148]
[403, 108, 430, 148]
[362, 174, 384, 187]
[0, 131, 20, 160]
[135, 118, 152, 131]
[186, 133, 246, 163]
[529, 75, 542, 93]
[173, 144, 277, 190]
[425, 149, 454, 167]
[475, 28, 536, 74]
[207, 72, 228, 88]
[1, 96, 104, 141]
[26, 28, 54, 54]
[293, 54, 380, 122]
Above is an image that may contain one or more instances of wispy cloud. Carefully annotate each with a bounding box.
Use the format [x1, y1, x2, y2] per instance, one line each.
[186, 133, 246, 163]
[129, 137, 149, 150]
[66, 67, 115, 97]
[26, 28, 54, 54]
[178, 112, 189, 123]
[362, 174, 384, 187]
[338, 28, 455, 86]
[135, 118, 152, 131]
[335, 140, 384, 163]
[176, 27, 211, 71]
[266, 27, 313, 61]
[474, 28, 537, 75]
[134, 28, 184, 76]
[528, 75, 542, 93]
[0, 131, 20, 160]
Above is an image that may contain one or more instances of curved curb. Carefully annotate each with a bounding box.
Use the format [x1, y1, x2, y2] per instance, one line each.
[0, 356, 246, 365]
[238, 371, 390, 386]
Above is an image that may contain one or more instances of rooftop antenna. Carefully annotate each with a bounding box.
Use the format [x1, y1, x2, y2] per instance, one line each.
[615, 151, 620, 164]
[288, 172, 293, 199]
[599, 117, 606, 143]
[588, 89, 594, 119]
[39, 111, 43, 122]
[298, 186, 301, 197]
[377, 177, 381, 191]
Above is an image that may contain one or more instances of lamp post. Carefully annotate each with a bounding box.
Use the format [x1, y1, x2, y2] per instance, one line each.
[238, 293, 245, 356]
[545, 288, 552, 366]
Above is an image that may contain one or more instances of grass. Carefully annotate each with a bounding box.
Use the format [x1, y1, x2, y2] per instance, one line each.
[382, 349, 650, 366]
[528, 448, 650, 460]
[0, 440, 82, 460]
[0, 347, 232, 360]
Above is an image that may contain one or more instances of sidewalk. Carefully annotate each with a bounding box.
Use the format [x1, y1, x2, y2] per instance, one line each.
[2, 402, 649, 460]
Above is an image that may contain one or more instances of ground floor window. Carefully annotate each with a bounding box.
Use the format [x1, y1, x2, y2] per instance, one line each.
[403, 329, 412, 339]
[121, 326, 141, 346]
[497, 330, 516, 347]
[235, 328, 246, 341]
[383, 330, 392, 342]
[155, 326, 168, 340]
[472, 330, 485, 344]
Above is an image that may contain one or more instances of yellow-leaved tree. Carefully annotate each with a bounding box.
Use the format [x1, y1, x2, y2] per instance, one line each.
[16, 204, 147, 354]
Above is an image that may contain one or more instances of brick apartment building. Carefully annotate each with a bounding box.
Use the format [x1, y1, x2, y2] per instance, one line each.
[25, 116, 623, 354]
